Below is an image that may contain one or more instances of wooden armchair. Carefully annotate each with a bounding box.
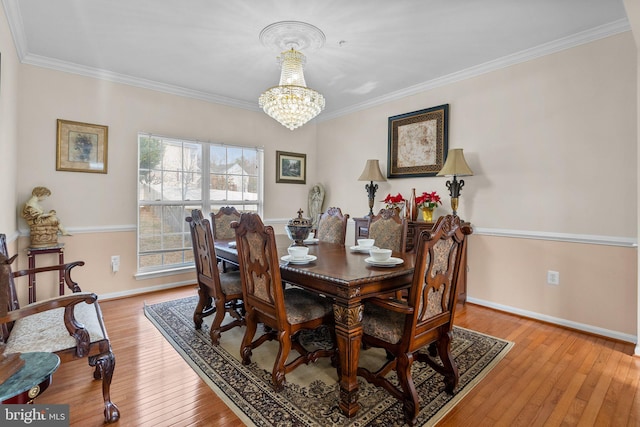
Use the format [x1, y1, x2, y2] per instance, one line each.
[0, 234, 119, 423]
[231, 213, 336, 391]
[315, 207, 350, 245]
[186, 209, 244, 345]
[356, 215, 472, 426]
[368, 208, 408, 252]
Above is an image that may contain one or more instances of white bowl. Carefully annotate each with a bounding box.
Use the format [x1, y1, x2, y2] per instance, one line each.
[369, 248, 392, 262]
[357, 238, 375, 248]
[287, 246, 309, 260]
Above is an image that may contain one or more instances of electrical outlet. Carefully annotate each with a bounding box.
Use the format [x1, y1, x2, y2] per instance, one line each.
[111, 255, 120, 273]
[547, 270, 560, 285]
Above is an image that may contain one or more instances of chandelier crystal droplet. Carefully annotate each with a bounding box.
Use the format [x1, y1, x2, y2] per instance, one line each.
[259, 48, 325, 131]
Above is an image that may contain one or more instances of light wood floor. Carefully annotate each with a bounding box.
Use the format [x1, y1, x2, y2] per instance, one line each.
[36, 285, 640, 426]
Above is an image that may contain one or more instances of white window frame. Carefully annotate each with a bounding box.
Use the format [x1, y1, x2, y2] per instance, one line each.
[136, 133, 264, 277]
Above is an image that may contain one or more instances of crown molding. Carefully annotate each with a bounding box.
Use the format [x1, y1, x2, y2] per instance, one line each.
[2, 0, 630, 120]
[318, 18, 631, 122]
[21, 53, 261, 112]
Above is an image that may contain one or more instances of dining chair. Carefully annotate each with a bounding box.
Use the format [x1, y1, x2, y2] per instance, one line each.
[231, 213, 336, 391]
[210, 206, 242, 272]
[0, 234, 120, 423]
[368, 208, 408, 252]
[315, 207, 350, 245]
[356, 215, 473, 426]
[186, 209, 244, 345]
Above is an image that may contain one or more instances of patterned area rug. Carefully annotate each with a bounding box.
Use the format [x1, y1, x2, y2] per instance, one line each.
[144, 296, 512, 426]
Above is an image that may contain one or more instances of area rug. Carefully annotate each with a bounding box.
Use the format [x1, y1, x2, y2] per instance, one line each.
[144, 296, 512, 426]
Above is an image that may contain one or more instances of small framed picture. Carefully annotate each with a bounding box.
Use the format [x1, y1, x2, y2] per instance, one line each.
[56, 119, 108, 173]
[276, 151, 306, 184]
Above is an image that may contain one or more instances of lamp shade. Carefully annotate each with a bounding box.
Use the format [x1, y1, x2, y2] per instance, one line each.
[437, 149, 473, 177]
[358, 159, 386, 182]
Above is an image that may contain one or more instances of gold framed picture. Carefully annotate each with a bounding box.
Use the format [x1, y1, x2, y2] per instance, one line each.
[276, 151, 306, 184]
[56, 119, 108, 173]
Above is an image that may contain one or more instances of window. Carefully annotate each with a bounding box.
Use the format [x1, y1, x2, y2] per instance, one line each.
[137, 133, 263, 274]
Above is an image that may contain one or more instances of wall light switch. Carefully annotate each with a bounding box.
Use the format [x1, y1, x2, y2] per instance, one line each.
[111, 255, 120, 273]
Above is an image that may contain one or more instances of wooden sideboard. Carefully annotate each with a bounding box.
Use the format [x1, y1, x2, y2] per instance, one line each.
[353, 217, 468, 303]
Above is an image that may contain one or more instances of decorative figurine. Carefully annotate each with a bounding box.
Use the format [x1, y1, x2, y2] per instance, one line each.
[22, 187, 71, 248]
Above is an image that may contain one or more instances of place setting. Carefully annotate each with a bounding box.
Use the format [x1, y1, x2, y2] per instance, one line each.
[364, 248, 404, 267]
[281, 245, 317, 265]
[350, 238, 378, 253]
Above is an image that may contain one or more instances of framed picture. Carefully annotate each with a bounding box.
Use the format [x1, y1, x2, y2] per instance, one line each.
[56, 119, 108, 173]
[387, 104, 449, 178]
[276, 151, 306, 184]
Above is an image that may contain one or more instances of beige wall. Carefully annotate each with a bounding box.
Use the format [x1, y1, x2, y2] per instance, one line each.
[318, 33, 637, 236]
[13, 65, 320, 297]
[0, 4, 19, 236]
[318, 32, 638, 341]
[2, 1, 638, 343]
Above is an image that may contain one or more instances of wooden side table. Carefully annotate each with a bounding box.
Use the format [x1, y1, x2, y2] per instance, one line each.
[26, 244, 65, 304]
[0, 352, 60, 404]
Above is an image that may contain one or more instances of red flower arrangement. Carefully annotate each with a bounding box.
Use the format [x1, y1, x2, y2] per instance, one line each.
[380, 193, 405, 209]
[415, 191, 442, 210]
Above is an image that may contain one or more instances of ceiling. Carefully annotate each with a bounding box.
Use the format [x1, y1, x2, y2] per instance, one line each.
[3, 0, 630, 122]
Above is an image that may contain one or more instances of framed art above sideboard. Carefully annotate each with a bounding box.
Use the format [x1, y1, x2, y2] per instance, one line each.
[387, 104, 449, 178]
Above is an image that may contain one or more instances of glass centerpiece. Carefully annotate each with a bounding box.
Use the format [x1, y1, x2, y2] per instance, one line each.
[285, 209, 312, 247]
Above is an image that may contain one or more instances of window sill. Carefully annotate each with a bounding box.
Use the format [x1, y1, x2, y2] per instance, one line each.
[135, 265, 195, 280]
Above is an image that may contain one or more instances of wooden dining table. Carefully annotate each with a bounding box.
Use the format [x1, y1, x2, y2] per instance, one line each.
[214, 235, 416, 418]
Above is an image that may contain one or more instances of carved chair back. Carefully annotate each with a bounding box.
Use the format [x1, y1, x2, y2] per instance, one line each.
[186, 209, 244, 344]
[231, 213, 335, 391]
[406, 215, 472, 348]
[368, 208, 408, 252]
[187, 209, 223, 298]
[357, 215, 472, 426]
[316, 207, 350, 245]
[231, 213, 286, 328]
[211, 206, 241, 240]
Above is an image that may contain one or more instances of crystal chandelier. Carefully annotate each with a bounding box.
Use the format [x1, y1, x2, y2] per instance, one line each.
[258, 21, 326, 131]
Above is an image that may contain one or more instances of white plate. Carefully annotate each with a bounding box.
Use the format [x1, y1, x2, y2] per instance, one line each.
[350, 245, 378, 253]
[364, 256, 404, 267]
[303, 238, 319, 245]
[281, 255, 317, 265]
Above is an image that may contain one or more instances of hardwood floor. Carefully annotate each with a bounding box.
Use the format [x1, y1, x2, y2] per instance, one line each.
[36, 285, 639, 426]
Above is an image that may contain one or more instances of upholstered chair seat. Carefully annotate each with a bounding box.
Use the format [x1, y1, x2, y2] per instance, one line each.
[219, 271, 243, 295]
[361, 302, 405, 344]
[5, 296, 105, 354]
[284, 288, 333, 324]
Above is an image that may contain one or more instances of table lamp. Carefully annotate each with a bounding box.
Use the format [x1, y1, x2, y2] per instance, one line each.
[358, 159, 386, 217]
[437, 149, 473, 216]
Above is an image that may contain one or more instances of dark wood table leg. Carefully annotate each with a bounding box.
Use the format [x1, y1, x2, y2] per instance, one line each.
[333, 299, 364, 417]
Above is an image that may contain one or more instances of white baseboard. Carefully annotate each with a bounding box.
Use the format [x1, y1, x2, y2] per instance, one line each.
[467, 296, 637, 345]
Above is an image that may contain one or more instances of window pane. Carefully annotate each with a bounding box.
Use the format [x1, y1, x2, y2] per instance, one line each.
[245, 176, 258, 200]
[162, 172, 183, 200]
[162, 140, 183, 172]
[242, 150, 258, 176]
